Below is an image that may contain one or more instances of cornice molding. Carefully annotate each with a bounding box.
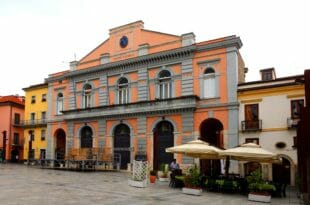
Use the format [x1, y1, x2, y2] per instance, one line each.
[46, 45, 196, 83]
[196, 36, 242, 52]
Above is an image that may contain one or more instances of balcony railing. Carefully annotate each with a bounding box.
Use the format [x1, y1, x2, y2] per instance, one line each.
[287, 117, 300, 129]
[61, 95, 198, 121]
[241, 120, 262, 132]
[19, 119, 47, 127]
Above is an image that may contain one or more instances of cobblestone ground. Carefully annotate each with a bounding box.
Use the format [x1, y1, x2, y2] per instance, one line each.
[0, 163, 304, 205]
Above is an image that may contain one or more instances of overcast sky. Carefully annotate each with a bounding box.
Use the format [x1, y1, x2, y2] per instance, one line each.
[0, 0, 309, 96]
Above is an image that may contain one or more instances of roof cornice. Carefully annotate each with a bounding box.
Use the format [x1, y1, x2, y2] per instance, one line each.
[45, 35, 243, 83]
[46, 45, 196, 82]
[196, 36, 242, 52]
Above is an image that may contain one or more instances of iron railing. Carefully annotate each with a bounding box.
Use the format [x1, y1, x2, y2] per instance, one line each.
[287, 117, 300, 129]
[241, 120, 262, 132]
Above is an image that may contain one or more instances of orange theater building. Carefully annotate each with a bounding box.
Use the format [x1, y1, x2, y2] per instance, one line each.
[45, 21, 246, 172]
[0, 95, 25, 162]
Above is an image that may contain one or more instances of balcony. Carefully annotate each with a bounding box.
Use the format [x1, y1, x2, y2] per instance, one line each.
[61, 95, 198, 121]
[287, 117, 300, 129]
[20, 119, 47, 128]
[241, 120, 262, 132]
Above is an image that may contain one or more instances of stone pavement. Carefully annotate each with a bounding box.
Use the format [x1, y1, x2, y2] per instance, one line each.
[0, 163, 304, 205]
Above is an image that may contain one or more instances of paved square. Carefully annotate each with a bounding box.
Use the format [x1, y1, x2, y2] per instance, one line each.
[0, 164, 303, 205]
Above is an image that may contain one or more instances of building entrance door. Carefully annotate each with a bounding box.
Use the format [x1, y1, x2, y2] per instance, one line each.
[273, 157, 291, 185]
[199, 118, 223, 177]
[153, 121, 174, 171]
[114, 124, 131, 169]
[55, 129, 66, 160]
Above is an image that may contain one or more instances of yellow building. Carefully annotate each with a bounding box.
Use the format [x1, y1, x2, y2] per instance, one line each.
[23, 83, 48, 160]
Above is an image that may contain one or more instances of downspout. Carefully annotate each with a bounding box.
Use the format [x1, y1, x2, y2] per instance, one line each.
[8, 104, 12, 161]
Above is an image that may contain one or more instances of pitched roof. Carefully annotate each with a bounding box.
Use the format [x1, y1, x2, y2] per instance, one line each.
[0, 95, 25, 106]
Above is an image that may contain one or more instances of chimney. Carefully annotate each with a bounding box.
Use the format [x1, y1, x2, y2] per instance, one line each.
[70, 61, 78, 71]
[181, 32, 195, 47]
[260, 68, 276, 81]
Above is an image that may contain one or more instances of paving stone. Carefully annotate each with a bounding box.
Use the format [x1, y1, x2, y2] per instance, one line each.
[0, 163, 304, 205]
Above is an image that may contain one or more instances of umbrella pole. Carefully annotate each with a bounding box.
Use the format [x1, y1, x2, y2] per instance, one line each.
[224, 156, 230, 177]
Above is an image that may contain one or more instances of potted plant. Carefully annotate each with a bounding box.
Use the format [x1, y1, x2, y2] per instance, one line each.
[247, 169, 276, 203]
[158, 164, 169, 182]
[182, 165, 202, 196]
[149, 170, 156, 183]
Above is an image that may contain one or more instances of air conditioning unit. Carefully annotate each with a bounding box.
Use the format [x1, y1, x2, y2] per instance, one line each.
[287, 118, 299, 128]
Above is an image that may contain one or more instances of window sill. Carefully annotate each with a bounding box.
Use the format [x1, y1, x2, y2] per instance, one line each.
[201, 96, 220, 100]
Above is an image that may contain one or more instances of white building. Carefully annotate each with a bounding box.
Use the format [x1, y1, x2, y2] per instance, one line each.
[238, 68, 304, 186]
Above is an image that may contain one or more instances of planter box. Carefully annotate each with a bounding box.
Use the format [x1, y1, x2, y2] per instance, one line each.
[128, 179, 147, 188]
[182, 187, 202, 196]
[158, 177, 169, 182]
[248, 193, 271, 203]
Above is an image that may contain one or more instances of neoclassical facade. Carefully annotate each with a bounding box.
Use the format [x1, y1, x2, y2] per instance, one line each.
[45, 21, 246, 171]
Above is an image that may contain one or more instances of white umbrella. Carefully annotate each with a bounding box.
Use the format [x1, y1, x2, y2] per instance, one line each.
[165, 139, 224, 159]
[220, 143, 280, 163]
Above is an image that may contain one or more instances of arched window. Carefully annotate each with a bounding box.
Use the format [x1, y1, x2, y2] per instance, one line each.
[56, 93, 63, 115]
[80, 126, 93, 148]
[203, 67, 216, 98]
[83, 84, 92, 108]
[118, 77, 129, 104]
[157, 70, 172, 99]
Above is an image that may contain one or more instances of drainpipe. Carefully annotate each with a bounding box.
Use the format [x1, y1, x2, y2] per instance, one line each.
[8, 104, 12, 161]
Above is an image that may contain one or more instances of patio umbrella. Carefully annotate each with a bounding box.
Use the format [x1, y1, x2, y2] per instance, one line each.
[165, 139, 224, 159]
[219, 143, 279, 162]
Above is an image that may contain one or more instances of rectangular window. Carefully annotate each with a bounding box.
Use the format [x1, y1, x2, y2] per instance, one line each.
[203, 76, 216, 98]
[245, 138, 259, 145]
[40, 149, 46, 159]
[13, 133, 19, 145]
[244, 104, 259, 130]
[56, 95, 63, 115]
[41, 111, 46, 123]
[118, 88, 128, 104]
[159, 82, 172, 99]
[30, 113, 35, 124]
[14, 113, 20, 125]
[291, 99, 304, 119]
[31, 95, 36, 104]
[262, 71, 273, 81]
[84, 94, 92, 108]
[41, 94, 47, 102]
[41, 130, 46, 141]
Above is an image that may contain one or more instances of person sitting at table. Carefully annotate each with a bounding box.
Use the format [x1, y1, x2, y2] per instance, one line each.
[170, 159, 179, 171]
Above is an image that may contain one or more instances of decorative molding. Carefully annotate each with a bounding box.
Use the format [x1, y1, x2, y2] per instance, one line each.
[198, 101, 239, 109]
[197, 58, 220, 65]
[286, 94, 305, 99]
[46, 46, 195, 83]
[240, 99, 263, 104]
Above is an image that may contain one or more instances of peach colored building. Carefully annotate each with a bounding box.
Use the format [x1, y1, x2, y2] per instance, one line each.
[45, 21, 246, 173]
[0, 95, 25, 161]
